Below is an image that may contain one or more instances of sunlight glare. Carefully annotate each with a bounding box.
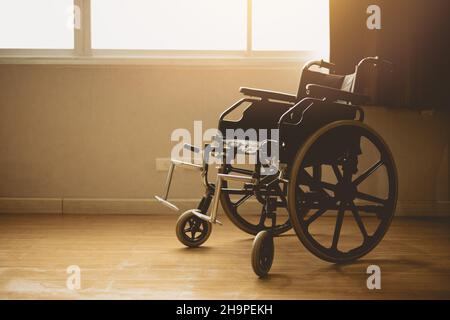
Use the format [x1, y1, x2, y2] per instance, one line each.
[253, 0, 329, 58]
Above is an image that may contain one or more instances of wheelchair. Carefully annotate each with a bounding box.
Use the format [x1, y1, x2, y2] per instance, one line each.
[156, 56, 398, 277]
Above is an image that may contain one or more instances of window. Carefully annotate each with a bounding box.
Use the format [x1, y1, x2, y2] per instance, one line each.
[91, 0, 247, 50]
[252, 0, 329, 55]
[0, 0, 74, 49]
[0, 0, 329, 60]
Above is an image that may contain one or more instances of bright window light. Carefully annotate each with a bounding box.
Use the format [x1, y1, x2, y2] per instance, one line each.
[253, 0, 329, 57]
[91, 0, 247, 50]
[0, 0, 74, 49]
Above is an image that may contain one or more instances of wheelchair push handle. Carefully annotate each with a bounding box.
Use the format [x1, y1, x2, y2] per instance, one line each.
[357, 56, 393, 71]
[304, 60, 336, 72]
[320, 60, 336, 70]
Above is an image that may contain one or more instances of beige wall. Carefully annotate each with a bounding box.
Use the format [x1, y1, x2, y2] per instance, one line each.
[0, 63, 448, 215]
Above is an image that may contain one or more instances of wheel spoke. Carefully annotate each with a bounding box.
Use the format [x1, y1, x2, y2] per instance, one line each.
[319, 181, 337, 192]
[234, 194, 253, 207]
[305, 208, 327, 226]
[331, 204, 345, 250]
[273, 183, 288, 206]
[190, 220, 198, 239]
[296, 184, 307, 196]
[353, 160, 383, 186]
[304, 196, 339, 225]
[258, 208, 268, 227]
[300, 169, 336, 193]
[356, 191, 386, 205]
[332, 164, 343, 182]
[350, 202, 369, 240]
[184, 220, 192, 232]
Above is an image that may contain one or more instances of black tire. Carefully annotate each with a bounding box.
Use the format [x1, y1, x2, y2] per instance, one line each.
[288, 120, 398, 263]
[251, 230, 275, 277]
[219, 164, 291, 236]
[176, 210, 212, 248]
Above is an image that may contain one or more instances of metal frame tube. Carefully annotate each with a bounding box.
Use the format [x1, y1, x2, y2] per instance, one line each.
[208, 173, 255, 223]
[155, 158, 203, 211]
[163, 162, 175, 199]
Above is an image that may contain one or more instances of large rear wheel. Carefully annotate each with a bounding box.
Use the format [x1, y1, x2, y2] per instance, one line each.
[288, 120, 397, 263]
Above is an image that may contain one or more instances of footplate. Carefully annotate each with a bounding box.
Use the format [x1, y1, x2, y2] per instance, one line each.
[154, 195, 179, 211]
[154, 159, 180, 211]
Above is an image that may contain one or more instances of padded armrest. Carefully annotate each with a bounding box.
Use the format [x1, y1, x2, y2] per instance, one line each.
[240, 87, 297, 103]
[306, 84, 370, 105]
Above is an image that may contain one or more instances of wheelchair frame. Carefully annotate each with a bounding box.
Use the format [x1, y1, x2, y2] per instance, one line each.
[155, 57, 397, 277]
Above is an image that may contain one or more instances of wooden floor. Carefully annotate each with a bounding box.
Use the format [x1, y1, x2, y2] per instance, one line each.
[0, 214, 449, 300]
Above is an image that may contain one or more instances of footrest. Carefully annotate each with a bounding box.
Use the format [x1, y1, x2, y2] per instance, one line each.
[172, 159, 203, 171]
[192, 209, 223, 225]
[154, 196, 179, 211]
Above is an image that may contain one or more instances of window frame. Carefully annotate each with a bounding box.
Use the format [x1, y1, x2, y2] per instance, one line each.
[0, 0, 329, 65]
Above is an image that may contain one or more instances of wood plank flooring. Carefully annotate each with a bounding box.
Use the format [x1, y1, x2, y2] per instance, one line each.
[0, 214, 449, 299]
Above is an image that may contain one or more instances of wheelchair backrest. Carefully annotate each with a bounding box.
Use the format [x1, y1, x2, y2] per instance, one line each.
[296, 64, 356, 100]
[296, 57, 393, 103]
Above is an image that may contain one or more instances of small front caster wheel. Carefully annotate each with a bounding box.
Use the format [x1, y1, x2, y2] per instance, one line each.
[176, 210, 212, 248]
[251, 230, 274, 277]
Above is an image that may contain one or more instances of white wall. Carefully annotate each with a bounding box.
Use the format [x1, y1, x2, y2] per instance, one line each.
[0, 63, 448, 215]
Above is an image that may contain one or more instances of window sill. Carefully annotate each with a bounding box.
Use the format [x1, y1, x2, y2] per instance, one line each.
[0, 51, 324, 67]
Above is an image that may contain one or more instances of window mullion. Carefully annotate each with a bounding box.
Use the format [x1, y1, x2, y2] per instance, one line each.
[74, 0, 91, 56]
[246, 0, 253, 56]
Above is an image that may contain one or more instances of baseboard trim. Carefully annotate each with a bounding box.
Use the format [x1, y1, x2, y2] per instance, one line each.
[395, 200, 450, 217]
[62, 198, 187, 215]
[0, 197, 449, 217]
[0, 198, 62, 214]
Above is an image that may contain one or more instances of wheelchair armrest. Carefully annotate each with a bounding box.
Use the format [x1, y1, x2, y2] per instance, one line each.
[306, 84, 370, 105]
[240, 87, 297, 103]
